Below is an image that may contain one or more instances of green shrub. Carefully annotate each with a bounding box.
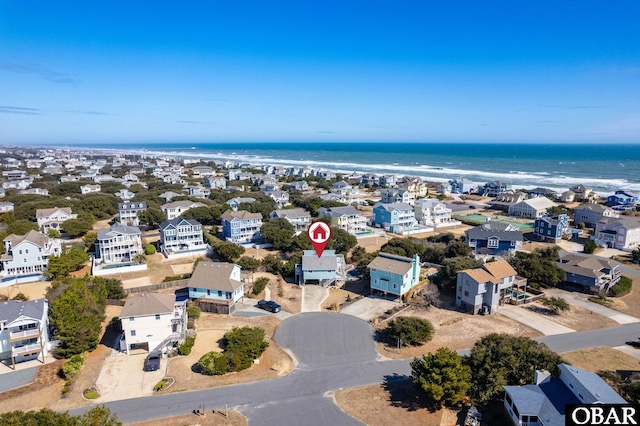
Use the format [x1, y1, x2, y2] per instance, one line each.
[83, 389, 99, 399]
[197, 351, 228, 375]
[178, 336, 196, 355]
[610, 276, 633, 297]
[386, 317, 434, 346]
[253, 277, 269, 295]
[540, 296, 570, 314]
[153, 378, 169, 391]
[186, 305, 201, 320]
[62, 353, 85, 381]
[583, 239, 598, 254]
[222, 326, 269, 373]
[144, 243, 156, 255]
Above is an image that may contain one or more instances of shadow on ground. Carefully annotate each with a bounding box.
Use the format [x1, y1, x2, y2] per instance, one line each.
[383, 373, 439, 413]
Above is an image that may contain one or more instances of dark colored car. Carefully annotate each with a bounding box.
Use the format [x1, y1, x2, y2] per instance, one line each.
[257, 300, 282, 313]
[144, 350, 161, 372]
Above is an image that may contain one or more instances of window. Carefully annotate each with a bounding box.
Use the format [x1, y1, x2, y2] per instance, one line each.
[218, 290, 223, 297]
[19, 250, 22, 255]
[207, 289, 210, 296]
[393, 284, 397, 289]
[458, 286, 462, 291]
[464, 291, 469, 297]
[130, 330, 136, 336]
[487, 238, 499, 248]
[129, 317, 134, 322]
[25, 249, 28, 254]
[494, 285, 498, 294]
[155, 314, 160, 320]
[529, 416, 538, 423]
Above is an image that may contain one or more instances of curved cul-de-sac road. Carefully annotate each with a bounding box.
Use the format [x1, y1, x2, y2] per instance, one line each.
[68, 312, 640, 425]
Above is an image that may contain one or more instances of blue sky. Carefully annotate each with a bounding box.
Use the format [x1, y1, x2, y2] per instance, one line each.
[1, 1, 639, 144]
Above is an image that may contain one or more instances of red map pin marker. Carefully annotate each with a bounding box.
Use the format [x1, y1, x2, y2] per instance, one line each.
[308, 221, 332, 258]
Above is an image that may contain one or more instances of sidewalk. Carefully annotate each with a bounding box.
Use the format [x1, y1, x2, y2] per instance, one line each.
[498, 305, 576, 336]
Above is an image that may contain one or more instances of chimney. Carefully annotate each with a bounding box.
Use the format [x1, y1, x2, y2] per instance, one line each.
[534, 369, 551, 385]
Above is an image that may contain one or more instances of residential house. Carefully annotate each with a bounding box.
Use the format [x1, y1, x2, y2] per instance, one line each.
[508, 197, 557, 219]
[220, 210, 263, 243]
[331, 181, 352, 195]
[465, 220, 523, 259]
[593, 216, 640, 251]
[330, 181, 365, 204]
[35, 207, 78, 232]
[569, 184, 594, 201]
[226, 197, 256, 212]
[288, 181, 310, 192]
[573, 204, 618, 228]
[0, 231, 62, 283]
[398, 179, 429, 198]
[119, 293, 187, 354]
[295, 250, 346, 286]
[42, 166, 64, 175]
[2, 179, 31, 190]
[187, 186, 211, 199]
[381, 188, 415, 205]
[481, 181, 512, 197]
[318, 206, 367, 235]
[18, 188, 49, 196]
[527, 187, 557, 199]
[204, 176, 226, 190]
[373, 202, 419, 234]
[94, 224, 144, 265]
[559, 190, 576, 203]
[265, 190, 290, 207]
[118, 201, 147, 226]
[534, 214, 569, 243]
[414, 198, 457, 227]
[114, 189, 135, 200]
[0, 202, 14, 214]
[368, 253, 421, 299]
[607, 190, 639, 207]
[270, 208, 311, 233]
[449, 178, 476, 194]
[161, 200, 206, 220]
[504, 364, 626, 426]
[488, 193, 527, 212]
[0, 188, 5, 198]
[80, 184, 101, 195]
[2, 170, 27, 179]
[158, 191, 182, 203]
[557, 254, 621, 293]
[0, 298, 50, 368]
[379, 174, 398, 188]
[188, 262, 245, 314]
[455, 259, 519, 314]
[191, 165, 215, 177]
[159, 217, 207, 258]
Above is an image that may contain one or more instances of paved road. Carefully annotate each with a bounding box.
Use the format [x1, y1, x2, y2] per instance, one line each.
[68, 314, 640, 425]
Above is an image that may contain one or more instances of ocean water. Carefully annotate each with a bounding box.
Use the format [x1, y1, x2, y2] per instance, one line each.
[72, 142, 640, 195]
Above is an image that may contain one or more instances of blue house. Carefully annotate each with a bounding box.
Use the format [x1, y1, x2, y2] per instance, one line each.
[607, 190, 639, 206]
[188, 261, 245, 314]
[220, 210, 263, 243]
[449, 178, 475, 194]
[295, 250, 346, 286]
[372, 202, 417, 233]
[465, 220, 523, 259]
[368, 253, 421, 299]
[534, 214, 569, 243]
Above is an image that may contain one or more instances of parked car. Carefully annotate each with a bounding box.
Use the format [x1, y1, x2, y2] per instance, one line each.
[256, 300, 282, 313]
[144, 350, 161, 372]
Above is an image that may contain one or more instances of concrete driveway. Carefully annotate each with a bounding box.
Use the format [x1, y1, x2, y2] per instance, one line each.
[301, 285, 329, 312]
[498, 305, 576, 336]
[232, 299, 293, 320]
[95, 351, 166, 402]
[340, 296, 399, 321]
[545, 288, 639, 324]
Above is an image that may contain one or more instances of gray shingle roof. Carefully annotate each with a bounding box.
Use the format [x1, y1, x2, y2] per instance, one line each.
[189, 262, 243, 291]
[301, 250, 338, 271]
[120, 293, 175, 317]
[466, 225, 523, 241]
[318, 206, 360, 217]
[118, 201, 147, 210]
[159, 217, 201, 230]
[368, 253, 414, 275]
[0, 298, 47, 323]
[97, 224, 141, 240]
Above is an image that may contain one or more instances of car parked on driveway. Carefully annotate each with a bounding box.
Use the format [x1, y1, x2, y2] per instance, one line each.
[257, 300, 282, 313]
[144, 350, 161, 372]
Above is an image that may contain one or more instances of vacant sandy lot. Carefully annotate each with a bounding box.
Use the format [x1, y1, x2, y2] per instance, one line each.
[561, 347, 640, 372]
[608, 276, 640, 318]
[523, 301, 619, 332]
[131, 410, 247, 426]
[321, 279, 370, 311]
[0, 280, 49, 301]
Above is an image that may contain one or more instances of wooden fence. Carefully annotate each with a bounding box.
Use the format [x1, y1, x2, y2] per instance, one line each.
[124, 279, 191, 295]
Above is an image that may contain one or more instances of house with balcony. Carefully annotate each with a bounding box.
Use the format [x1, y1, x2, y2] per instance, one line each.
[379, 175, 398, 188]
[455, 259, 519, 315]
[159, 217, 207, 258]
[449, 178, 476, 194]
[373, 202, 423, 234]
[119, 293, 187, 354]
[318, 206, 367, 235]
[368, 253, 421, 299]
[186, 186, 210, 199]
[569, 184, 595, 201]
[607, 190, 639, 207]
[269, 208, 311, 233]
[204, 176, 226, 190]
[295, 250, 346, 286]
[534, 214, 569, 243]
[264, 190, 290, 207]
[221, 210, 263, 244]
[593, 216, 640, 251]
[465, 220, 523, 259]
[0, 298, 50, 368]
[118, 201, 147, 226]
[288, 181, 310, 192]
[161, 200, 206, 220]
[1, 231, 61, 284]
[481, 181, 512, 197]
[557, 254, 621, 293]
[504, 364, 626, 426]
[527, 187, 557, 199]
[573, 204, 618, 228]
[380, 188, 415, 205]
[19, 188, 49, 196]
[80, 184, 101, 195]
[414, 198, 459, 228]
[114, 189, 135, 201]
[93, 224, 146, 275]
[226, 197, 256, 212]
[508, 197, 557, 219]
[36, 207, 77, 233]
[188, 262, 245, 314]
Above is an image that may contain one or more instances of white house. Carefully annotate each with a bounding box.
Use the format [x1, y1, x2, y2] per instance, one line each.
[159, 217, 208, 258]
[594, 216, 640, 251]
[269, 208, 311, 233]
[161, 200, 207, 220]
[94, 224, 144, 265]
[318, 206, 367, 235]
[35, 207, 77, 232]
[0, 230, 62, 284]
[508, 197, 557, 219]
[119, 293, 187, 354]
[80, 184, 101, 195]
[414, 198, 458, 227]
[0, 298, 50, 368]
[0, 202, 14, 214]
[118, 201, 147, 226]
[381, 188, 415, 205]
[114, 189, 135, 200]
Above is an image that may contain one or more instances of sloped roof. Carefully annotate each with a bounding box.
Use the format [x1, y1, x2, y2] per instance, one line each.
[318, 206, 360, 217]
[558, 254, 617, 278]
[301, 250, 338, 271]
[120, 293, 175, 317]
[161, 200, 206, 210]
[36, 207, 73, 218]
[271, 208, 310, 219]
[518, 197, 557, 210]
[374, 202, 414, 212]
[466, 225, 523, 242]
[97, 224, 141, 240]
[460, 259, 516, 284]
[220, 210, 263, 221]
[189, 262, 243, 291]
[118, 201, 147, 210]
[159, 217, 201, 230]
[574, 203, 611, 214]
[4, 230, 51, 248]
[368, 253, 415, 275]
[0, 298, 47, 323]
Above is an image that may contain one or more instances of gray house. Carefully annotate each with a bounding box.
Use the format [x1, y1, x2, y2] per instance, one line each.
[573, 204, 618, 228]
[557, 254, 621, 293]
[456, 259, 519, 315]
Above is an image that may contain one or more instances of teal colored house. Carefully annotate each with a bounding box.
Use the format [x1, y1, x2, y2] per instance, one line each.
[368, 253, 421, 298]
[295, 250, 346, 286]
[188, 261, 245, 314]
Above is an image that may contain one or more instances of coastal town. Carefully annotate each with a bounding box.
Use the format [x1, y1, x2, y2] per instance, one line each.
[1, 145, 640, 426]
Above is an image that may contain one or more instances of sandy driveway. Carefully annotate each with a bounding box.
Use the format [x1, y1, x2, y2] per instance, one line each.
[301, 285, 328, 312]
[341, 296, 399, 321]
[498, 305, 575, 335]
[95, 352, 166, 402]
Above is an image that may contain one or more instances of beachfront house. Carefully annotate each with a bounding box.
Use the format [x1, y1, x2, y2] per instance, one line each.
[35, 207, 78, 233]
[220, 210, 263, 243]
[534, 214, 569, 243]
[573, 204, 618, 228]
[414, 198, 456, 227]
[607, 190, 639, 207]
[119, 293, 187, 354]
[0, 231, 62, 284]
[379, 175, 398, 188]
[159, 217, 207, 258]
[161, 200, 206, 220]
[593, 216, 640, 251]
[481, 181, 512, 197]
[380, 188, 415, 206]
[368, 253, 421, 299]
[295, 250, 346, 286]
[118, 201, 147, 227]
[559, 190, 575, 203]
[94, 224, 144, 265]
[455, 259, 518, 315]
[269, 208, 311, 233]
[569, 184, 595, 201]
[372, 202, 418, 234]
[465, 220, 523, 259]
[0, 298, 50, 368]
[527, 187, 557, 199]
[508, 197, 557, 219]
[557, 254, 620, 293]
[504, 364, 626, 426]
[317, 206, 367, 235]
[188, 261, 245, 314]
[449, 178, 475, 194]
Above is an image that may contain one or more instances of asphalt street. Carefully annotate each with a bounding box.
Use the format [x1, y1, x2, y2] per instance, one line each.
[68, 312, 640, 425]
